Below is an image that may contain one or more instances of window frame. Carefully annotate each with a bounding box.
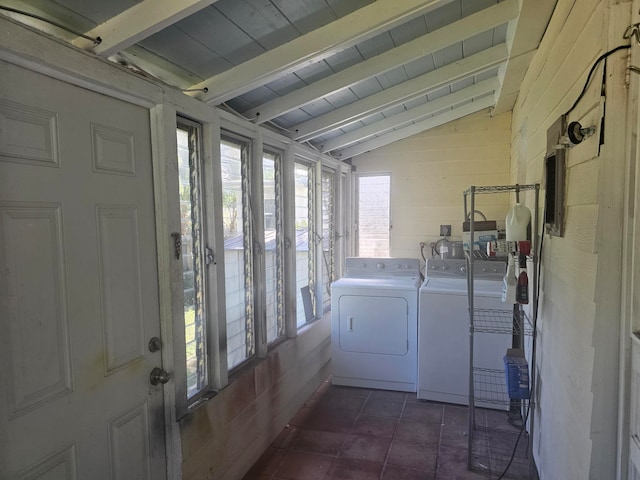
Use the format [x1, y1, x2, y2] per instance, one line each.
[293, 157, 317, 327]
[176, 118, 211, 406]
[321, 167, 337, 313]
[355, 172, 392, 257]
[220, 132, 256, 372]
[261, 147, 286, 346]
[168, 110, 353, 418]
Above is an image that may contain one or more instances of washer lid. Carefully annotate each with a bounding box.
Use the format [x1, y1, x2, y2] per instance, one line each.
[420, 277, 503, 296]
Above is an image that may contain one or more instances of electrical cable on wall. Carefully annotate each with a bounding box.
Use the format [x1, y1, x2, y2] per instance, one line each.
[497, 406, 531, 480]
[565, 44, 630, 116]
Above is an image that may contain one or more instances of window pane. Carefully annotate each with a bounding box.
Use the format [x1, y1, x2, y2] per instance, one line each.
[221, 138, 253, 369]
[358, 174, 390, 257]
[263, 152, 283, 343]
[295, 162, 314, 327]
[177, 125, 207, 399]
[321, 170, 335, 312]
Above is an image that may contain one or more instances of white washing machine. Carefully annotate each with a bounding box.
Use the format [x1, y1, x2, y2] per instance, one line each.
[418, 258, 511, 409]
[331, 257, 420, 392]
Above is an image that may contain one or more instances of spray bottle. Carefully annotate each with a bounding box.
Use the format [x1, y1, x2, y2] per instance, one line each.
[502, 254, 517, 304]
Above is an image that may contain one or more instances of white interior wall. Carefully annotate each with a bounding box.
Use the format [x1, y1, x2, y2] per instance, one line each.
[351, 110, 512, 263]
[510, 1, 630, 478]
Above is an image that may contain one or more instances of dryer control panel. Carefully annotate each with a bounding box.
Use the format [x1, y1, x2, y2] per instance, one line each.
[344, 257, 420, 278]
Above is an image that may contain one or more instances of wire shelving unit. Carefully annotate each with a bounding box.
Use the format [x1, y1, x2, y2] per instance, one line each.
[463, 184, 540, 479]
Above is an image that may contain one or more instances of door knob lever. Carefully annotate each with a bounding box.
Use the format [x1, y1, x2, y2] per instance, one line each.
[150, 367, 170, 385]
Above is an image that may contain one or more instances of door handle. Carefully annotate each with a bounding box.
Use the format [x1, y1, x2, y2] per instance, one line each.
[150, 367, 170, 385]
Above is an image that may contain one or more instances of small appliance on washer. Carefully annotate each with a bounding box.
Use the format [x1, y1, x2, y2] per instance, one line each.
[331, 257, 420, 392]
[418, 258, 511, 409]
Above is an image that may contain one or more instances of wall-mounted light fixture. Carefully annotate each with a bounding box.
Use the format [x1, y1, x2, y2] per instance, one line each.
[566, 121, 596, 145]
[554, 120, 597, 149]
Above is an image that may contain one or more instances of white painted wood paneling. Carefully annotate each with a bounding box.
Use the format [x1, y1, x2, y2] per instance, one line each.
[91, 123, 136, 175]
[0, 204, 72, 417]
[509, 1, 630, 478]
[96, 206, 146, 373]
[0, 99, 59, 167]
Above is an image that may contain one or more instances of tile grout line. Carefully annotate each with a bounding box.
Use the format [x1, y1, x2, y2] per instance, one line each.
[378, 392, 408, 479]
[327, 388, 373, 479]
[324, 385, 368, 479]
[433, 403, 446, 478]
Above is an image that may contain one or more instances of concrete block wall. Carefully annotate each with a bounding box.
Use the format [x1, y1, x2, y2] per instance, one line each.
[351, 110, 512, 264]
[180, 316, 331, 480]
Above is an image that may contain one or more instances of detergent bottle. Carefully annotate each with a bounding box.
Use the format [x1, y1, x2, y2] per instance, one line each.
[505, 203, 531, 242]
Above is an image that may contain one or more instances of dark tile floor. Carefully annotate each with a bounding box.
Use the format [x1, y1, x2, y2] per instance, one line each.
[242, 379, 526, 480]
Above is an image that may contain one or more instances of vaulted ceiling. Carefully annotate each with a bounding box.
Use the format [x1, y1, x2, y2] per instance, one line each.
[1, 0, 556, 159]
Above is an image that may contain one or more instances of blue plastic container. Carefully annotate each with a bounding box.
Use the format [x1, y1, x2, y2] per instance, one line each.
[504, 354, 530, 400]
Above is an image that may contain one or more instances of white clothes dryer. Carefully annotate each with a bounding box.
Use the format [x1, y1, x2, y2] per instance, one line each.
[331, 257, 420, 392]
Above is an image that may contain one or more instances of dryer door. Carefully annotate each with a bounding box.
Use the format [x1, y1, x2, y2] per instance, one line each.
[338, 294, 408, 355]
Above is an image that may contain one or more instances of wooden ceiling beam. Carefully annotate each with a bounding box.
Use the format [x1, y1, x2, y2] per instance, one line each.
[319, 77, 499, 153]
[73, 0, 221, 57]
[248, 0, 518, 124]
[492, 0, 556, 114]
[191, 0, 452, 104]
[335, 95, 495, 159]
[293, 43, 507, 142]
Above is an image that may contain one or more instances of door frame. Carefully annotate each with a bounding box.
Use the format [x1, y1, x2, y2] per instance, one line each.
[620, 1, 640, 478]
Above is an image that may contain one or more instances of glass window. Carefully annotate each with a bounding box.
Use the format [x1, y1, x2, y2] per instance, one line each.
[177, 122, 208, 400]
[357, 174, 391, 257]
[294, 161, 315, 327]
[221, 137, 254, 370]
[263, 151, 284, 344]
[321, 169, 336, 313]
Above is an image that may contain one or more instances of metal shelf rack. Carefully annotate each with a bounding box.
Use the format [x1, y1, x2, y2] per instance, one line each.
[473, 308, 532, 336]
[463, 184, 540, 479]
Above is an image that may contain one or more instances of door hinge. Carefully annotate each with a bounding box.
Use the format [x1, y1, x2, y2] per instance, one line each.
[171, 232, 182, 259]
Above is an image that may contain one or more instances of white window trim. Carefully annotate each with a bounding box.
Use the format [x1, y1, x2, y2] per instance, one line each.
[355, 172, 392, 257]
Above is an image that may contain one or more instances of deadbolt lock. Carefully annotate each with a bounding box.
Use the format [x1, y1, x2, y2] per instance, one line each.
[148, 337, 161, 352]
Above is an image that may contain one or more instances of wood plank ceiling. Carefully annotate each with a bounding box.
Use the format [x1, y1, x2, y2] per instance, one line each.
[1, 0, 556, 159]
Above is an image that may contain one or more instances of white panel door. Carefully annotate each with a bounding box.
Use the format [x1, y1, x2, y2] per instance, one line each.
[0, 61, 166, 479]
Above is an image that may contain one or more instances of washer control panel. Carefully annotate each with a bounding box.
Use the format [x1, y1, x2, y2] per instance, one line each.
[426, 258, 505, 279]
